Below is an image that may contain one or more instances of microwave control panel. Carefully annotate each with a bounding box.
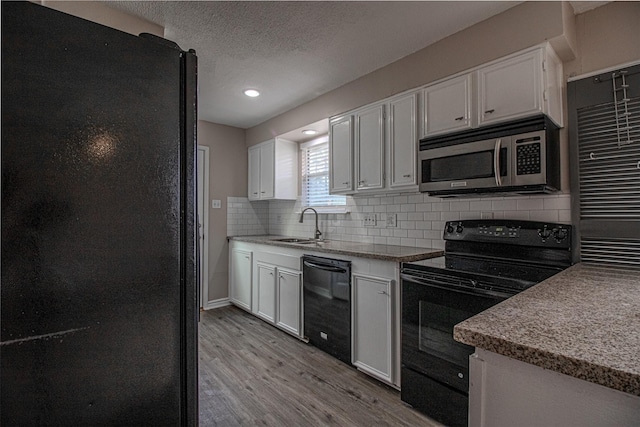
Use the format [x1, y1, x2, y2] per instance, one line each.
[516, 142, 541, 175]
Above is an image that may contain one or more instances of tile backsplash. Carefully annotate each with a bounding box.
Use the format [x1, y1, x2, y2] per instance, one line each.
[228, 193, 571, 249]
[227, 197, 270, 236]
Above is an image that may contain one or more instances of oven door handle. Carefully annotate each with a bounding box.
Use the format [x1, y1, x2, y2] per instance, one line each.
[494, 138, 502, 187]
[400, 273, 514, 299]
[303, 260, 347, 273]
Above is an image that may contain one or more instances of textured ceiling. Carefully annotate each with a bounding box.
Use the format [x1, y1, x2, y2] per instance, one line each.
[101, 1, 604, 130]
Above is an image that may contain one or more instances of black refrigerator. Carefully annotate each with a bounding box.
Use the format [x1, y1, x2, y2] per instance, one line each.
[1, 2, 198, 425]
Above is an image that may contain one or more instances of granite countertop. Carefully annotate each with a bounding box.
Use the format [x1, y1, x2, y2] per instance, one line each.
[454, 263, 640, 396]
[228, 235, 443, 263]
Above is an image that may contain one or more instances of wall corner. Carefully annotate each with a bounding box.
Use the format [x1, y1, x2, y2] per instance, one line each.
[549, 1, 578, 62]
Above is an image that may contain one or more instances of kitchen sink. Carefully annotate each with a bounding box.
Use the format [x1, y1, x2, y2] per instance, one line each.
[272, 238, 320, 244]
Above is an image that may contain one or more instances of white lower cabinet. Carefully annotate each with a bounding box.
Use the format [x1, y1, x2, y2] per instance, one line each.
[247, 245, 304, 339]
[255, 262, 302, 337]
[229, 242, 400, 387]
[469, 349, 640, 427]
[256, 262, 277, 323]
[352, 273, 394, 385]
[229, 246, 252, 312]
[276, 268, 302, 336]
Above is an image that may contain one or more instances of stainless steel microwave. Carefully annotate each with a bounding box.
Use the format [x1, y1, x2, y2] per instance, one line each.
[418, 115, 560, 197]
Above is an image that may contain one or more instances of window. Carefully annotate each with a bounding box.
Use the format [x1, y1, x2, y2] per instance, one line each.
[300, 136, 346, 212]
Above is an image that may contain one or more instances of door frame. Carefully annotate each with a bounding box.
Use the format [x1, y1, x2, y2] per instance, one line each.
[197, 145, 210, 308]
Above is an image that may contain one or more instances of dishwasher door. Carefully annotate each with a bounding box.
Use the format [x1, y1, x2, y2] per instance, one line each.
[302, 255, 351, 364]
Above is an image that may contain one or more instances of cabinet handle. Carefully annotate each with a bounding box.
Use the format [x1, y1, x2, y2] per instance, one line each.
[454, 116, 465, 121]
[253, 192, 258, 195]
[342, 181, 350, 185]
[403, 174, 411, 178]
[269, 272, 274, 276]
[245, 256, 250, 260]
[378, 290, 387, 295]
[484, 109, 495, 114]
[261, 191, 266, 193]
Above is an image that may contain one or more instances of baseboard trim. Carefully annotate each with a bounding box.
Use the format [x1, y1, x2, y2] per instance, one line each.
[203, 298, 231, 310]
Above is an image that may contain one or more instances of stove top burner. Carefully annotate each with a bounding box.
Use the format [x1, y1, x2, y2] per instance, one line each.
[403, 219, 573, 293]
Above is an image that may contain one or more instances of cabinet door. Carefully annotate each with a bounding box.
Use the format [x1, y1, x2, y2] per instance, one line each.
[389, 93, 417, 188]
[256, 263, 276, 323]
[229, 249, 252, 311]
[352, 274, 393, 383]
[478, 50, 542, 126]
[247, 146, 261, 200]
[276, 268, 301, 337]
[423, 74, 472, 137]
[259, 141, 275, 199]
[355, 105, 384, 191]
[329, 115, 353, 193]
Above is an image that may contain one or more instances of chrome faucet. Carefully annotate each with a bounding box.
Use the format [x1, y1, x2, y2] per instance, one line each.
[299, 207, 322, 240]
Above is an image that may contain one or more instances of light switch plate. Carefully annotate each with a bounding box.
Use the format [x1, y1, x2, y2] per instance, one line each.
[386, 213, 397, 227]
[212, 199, 221, 209]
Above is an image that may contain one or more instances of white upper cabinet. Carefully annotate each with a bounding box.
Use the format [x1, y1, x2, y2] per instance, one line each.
[247, 137, 298, 201]
[420, 43, 563, 135]
[389, 92, 418, 188]
[329, 92, 418, 195]
[355, 104, 385, 191]
[329, 115, 353, 194]
[478, 50, 542, 125]
[247, 146, 262, 200]
[422, 74, 473, 137]
[478, 45, 563, 127]
[258, 142, 275, 199]
[328, 43, 562, 195]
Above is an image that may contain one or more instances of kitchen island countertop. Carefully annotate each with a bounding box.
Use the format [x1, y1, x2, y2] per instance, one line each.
[454, 263, 640, 396]
[228, 235, 443, 263]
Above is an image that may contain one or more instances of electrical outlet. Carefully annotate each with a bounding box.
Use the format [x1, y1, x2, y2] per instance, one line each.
[481, 211, 494, 219]
[211, 199, 221, 209]
[363, 214, 377, 227]
[386, 213, 397, 227]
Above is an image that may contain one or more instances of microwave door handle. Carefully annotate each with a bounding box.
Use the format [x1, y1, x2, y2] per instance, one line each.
[494, 138, 502, 187]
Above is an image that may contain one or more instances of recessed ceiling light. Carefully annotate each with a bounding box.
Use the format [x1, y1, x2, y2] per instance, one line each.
[243, 89, 260, 97]
[302, 129, 317, 135]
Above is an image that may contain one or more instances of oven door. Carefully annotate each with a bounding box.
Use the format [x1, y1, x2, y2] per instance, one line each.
[401, 268, 512, 392]
[419, 137, 511, 193]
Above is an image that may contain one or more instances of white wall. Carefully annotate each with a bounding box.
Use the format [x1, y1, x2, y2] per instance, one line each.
[198, 121, 247, 304]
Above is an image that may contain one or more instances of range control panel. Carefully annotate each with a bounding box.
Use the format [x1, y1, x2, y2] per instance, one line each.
[477, 224, 520, 238]
[444, 219, 571, 249]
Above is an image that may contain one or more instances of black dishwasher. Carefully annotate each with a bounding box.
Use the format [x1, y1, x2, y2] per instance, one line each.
[302, 255, 351, 364]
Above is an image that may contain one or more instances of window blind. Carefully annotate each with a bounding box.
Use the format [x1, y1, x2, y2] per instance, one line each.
[301, 142, 346, 209]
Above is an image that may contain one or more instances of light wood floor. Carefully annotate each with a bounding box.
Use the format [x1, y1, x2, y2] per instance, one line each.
[198, 305, 442, 426]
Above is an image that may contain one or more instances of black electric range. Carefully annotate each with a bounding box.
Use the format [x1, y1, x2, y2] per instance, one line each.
[400, 219, 572, 427]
